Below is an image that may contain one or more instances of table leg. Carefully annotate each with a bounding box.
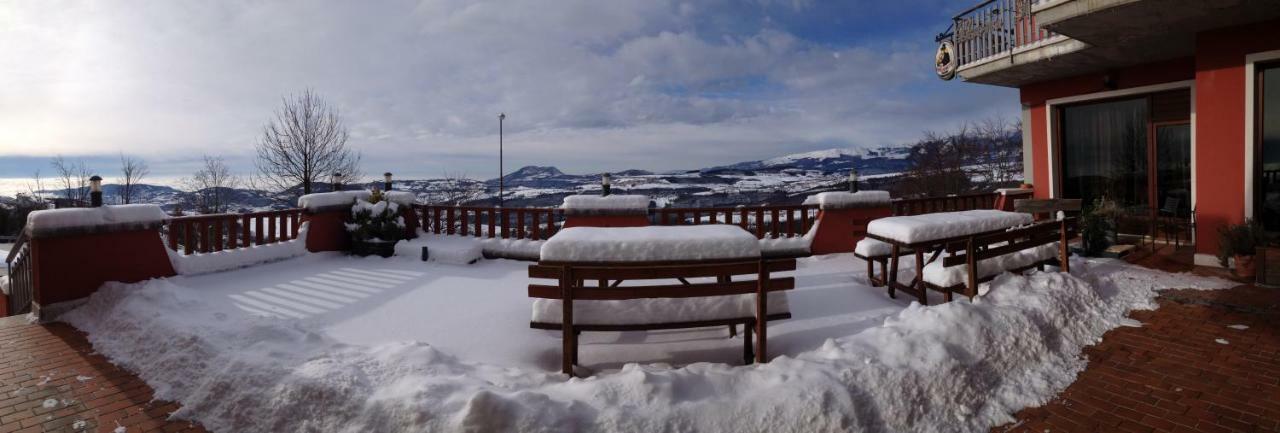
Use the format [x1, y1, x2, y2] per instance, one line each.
[914, 249, 927, 305]
[887, 245, 900, 299]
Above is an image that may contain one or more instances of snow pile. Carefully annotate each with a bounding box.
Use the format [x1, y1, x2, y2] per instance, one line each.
[561, 195, 650, 211]
[167, 223, 309, 276]
[922, 243, 1061, 288]
[26, 205, 167, 236]
[480, 238, 544, 260]
[297, 191, 372, 212]
[382, 191, 417, 206]
[801, 191, 891, 209]
[758, 220, 817, 257]
[0, 275, 8, 295]
[541, 225, 760, 262]
[58, 256, 1234, 433]
[867, 210, 1033, 244]
[395, 233, 483, 265]
[854, 238, 894, 257]
[533, 292, 790, 325]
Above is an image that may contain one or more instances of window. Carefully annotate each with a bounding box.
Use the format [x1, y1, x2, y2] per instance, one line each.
[1258, 63, 1280, 232]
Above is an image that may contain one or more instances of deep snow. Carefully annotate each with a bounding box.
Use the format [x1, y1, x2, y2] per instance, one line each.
[58, 250, 1233, 433]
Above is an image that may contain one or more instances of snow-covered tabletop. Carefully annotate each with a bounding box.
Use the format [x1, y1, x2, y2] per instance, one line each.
[866, 209, 1033, 245]
[540, 225, 760, 262]
[561, 194, 650, 215]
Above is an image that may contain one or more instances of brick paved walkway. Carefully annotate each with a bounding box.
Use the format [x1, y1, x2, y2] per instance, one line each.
[997, 252, 1280, 433]
[0, 316, 205, 433]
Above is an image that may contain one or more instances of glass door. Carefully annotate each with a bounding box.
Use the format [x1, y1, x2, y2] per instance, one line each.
[1258, 63, 1280, 233]
[1155, 123, 1192, 219]
[1059, 97, 1150, 238]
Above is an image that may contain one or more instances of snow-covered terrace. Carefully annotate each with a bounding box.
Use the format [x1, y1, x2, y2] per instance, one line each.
[62, 244, 1233, 432]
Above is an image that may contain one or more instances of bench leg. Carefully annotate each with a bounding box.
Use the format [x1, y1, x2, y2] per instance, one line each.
[879, 259, 888, 288]
[865, 258, 877, 287]
[743, 321, 755, 365]
[914, 249, 927, 306]
[887, 246, 900, 299]
[728, 324, 737, 338]
[943, 285, 953, 303]
[562, 325, 575, 376]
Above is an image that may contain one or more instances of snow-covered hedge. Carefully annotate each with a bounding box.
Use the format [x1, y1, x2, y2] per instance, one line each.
[297, 191, 372, 212]
[541, 225, 760, 262]
[167, 223, 309, 275]
[561, 195, 650, 214]
[25, 204, 168, 237]
[801, 190, 891, 209]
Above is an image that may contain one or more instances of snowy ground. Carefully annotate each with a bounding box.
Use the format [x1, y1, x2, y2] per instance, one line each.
[60, 249, 1235, 433]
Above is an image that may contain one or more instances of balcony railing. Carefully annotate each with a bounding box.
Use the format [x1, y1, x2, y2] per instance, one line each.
[165, 209, 305, 254]
[950, 0, 1058, 70]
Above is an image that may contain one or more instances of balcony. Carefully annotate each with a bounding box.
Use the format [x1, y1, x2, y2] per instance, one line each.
[947, 0, 1280, 87]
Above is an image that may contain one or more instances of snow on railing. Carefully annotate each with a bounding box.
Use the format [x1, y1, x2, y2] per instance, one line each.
[4, 230, 33, 316]
[165, 209, 304, 255]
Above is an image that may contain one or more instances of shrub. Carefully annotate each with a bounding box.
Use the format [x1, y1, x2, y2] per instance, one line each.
[1217, 219, 1268, 267]
[346, 190, 406, 243]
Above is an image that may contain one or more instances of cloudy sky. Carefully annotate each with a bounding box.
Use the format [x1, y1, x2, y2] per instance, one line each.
[0, 0, 1015, 183]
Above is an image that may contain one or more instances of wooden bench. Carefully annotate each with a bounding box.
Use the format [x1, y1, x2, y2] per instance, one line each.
[921, 218, 1077, 299]
[528, 257, 796, 376]
[853, 238, 907, 287]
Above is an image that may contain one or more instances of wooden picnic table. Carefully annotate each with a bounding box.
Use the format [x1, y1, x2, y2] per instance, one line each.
[864, 209, 1034, 305]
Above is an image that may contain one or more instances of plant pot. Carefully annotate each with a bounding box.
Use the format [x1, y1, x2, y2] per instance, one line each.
[1234, 254, 1257, 279]
[352, 239, 398, 258]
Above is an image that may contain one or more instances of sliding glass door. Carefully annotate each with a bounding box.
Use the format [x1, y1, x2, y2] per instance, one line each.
[1259, 63, 1280, 233]
[1057, 90, 1192, 240]
[1059, 97, 1150, 215]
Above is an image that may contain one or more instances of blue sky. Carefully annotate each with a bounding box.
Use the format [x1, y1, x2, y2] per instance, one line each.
[0, 0, 1016, 183]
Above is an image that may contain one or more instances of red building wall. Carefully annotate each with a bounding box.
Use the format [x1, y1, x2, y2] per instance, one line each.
[1193, 20, 1280, 258]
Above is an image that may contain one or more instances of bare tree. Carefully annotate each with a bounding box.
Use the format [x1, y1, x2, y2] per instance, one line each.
[183, 155, 239, 214]
[254, 89, 362, 198]
[431, 171, 475, 205]
[901, 127, 977, 198]
[50, 156, 92, 206]
[116, 153, 150, 204]
[972, 118, 1022, 187]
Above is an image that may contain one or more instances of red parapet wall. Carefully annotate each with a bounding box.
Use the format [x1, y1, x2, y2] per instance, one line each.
[303, 210, 351, 253]
[809, 206, 893, 255]
[31, 228, 176, 308]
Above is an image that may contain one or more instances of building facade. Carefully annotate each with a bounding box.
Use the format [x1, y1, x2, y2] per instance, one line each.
[940, 0, 1280, 266]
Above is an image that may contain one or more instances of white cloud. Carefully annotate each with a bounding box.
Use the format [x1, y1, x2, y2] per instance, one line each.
[0, 0, 1015, 179]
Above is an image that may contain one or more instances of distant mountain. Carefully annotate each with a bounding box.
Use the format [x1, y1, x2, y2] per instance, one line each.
[708, 146, 910, 175]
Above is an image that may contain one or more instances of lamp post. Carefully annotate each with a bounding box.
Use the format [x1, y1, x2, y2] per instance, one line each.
[332, 173, 343, 192]
[384, 172, 393, 191]
[601, 173, 612, 196]
[848, 168, 859, 193]
[498, 113, 506, 208]
[89, 175, 103, 207]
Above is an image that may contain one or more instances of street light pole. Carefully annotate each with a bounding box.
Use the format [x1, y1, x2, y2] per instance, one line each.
[499, 113, 505, 208]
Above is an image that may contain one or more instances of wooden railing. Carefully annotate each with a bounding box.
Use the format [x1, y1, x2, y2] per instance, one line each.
[165, 209, 305, 254]
[416, 205, 565, 241]
[951, 0, 1058, 70]
[891, 192, 999, 216]
[4, 230, 33, 316]
[654, 206, 818, 239]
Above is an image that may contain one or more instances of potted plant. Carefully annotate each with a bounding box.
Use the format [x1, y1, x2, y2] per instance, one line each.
[1217, 219, 1266, 278]
[346, 190, 406, 258]
[1078, 199, 1114, 257]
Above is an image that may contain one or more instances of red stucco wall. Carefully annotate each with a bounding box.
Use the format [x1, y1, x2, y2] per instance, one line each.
[809, 207, 893, 254]
[562, 215, 650, 228]
[1193, 19, 1280, 257]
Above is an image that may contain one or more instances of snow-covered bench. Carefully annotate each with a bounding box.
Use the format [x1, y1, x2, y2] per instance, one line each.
[922, 218, 1077, 299]
[529, 226, 795, 376]
[853, 238, 904, 287]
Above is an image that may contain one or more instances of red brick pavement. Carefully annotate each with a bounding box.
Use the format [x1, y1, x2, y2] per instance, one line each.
[997, 264, 1280, 433]
[0, 316, 205, 433]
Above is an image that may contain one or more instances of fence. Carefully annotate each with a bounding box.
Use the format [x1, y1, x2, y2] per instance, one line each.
[4, 231, 32, 316]
[414, 204, 821, 241]
[952, 0, 1058, 69]
[891, 192, 1000, 216]
[165, 209, 305, 254]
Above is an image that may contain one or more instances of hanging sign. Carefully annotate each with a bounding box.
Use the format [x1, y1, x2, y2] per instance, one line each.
[935, 40, 956, 81]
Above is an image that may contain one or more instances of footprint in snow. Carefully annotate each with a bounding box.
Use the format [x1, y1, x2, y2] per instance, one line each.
[41, 399, 57, 409]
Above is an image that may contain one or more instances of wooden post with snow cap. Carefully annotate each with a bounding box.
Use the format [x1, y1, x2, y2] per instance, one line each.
[755, 258, 768, 363]
[560, 265, 576, 376]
